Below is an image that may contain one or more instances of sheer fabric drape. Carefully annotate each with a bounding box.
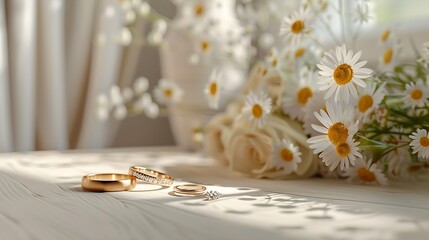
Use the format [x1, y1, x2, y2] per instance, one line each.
[0, 0, 130, 152]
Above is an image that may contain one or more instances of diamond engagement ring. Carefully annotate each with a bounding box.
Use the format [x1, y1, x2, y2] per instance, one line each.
[204, 190, 222, 201]
[129, 166, 174, 187]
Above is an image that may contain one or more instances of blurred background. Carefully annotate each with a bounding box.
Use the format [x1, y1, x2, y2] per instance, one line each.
[0, 0, 428, 152]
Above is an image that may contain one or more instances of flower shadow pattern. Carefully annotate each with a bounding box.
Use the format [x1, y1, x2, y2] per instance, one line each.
[0, 149, 428, 239]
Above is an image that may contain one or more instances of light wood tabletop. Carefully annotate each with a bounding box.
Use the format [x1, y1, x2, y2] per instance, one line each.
[0, 147, 428, 240]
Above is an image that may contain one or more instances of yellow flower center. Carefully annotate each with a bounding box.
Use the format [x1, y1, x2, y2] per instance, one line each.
[194, 3, 205, 17]
[333, 64, 354, 85]
[358, 95, 374, 113]
[271, 59, 278, 67]
[252, 104, 263, 118]
[420, 137, 429, 147]
[381, 29, 390, 42]
[357, 167, 376, 182]
[262, 68, 268, 76]
[200, 40, 210, 52]
[164, 88, 173, 97]
[280, 148, 294, 162]
[291, 20, 305, 34]
[327, 122, 349, 145]
[267, 50, 274, 57]
[383, 48, 393, 64]
[320, 0, 328, 11]
[335, 142, 351, 157]
[295, 47, 305, 58]
[321, 105, 327, 113]
[410, 89, 423, 100]
[209, 82, 217, 96]
[296, 87, 313, 105]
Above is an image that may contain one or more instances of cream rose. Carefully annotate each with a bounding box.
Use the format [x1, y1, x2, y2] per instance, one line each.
[204, 98, 245, 166]
[204, 113, 234, 166]
[225, 115, 318, 178]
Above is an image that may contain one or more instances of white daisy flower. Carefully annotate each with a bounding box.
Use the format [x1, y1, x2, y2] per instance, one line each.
[354, 82, 385, 121]
[418, 42, 429, 70]
[154, 79, 184, 105]
[279, 7, 312, 46]
[303, 0, 329, 14]
[303, 91, 326, 136]
[423, 41, 429, 58]
[307, 100, 359, 154]
[367, 107, 388, 128]
[386, 146, 410, 178]
[266, 47, 279, 61]
[192, 1, 205, 17]
[283, 67, 317, 121]
[354, 1, 372, 24]
[403, 81, 428, 109]
[319, 136, 362, 170]
[380, 29, 392, 43]
[196, 36, 213, 56]
[409, 129, 429, 159]
[379, 43, 400, 71]
[280, 44, 323, 73]
[265, 47, 280, 71]
[133, 76, 149, 95]
[204, 70, 222, 109]
[270, 139, 302, 174]
[96, 94, 110, 121]
[174, 0, 207, 19]
[317, 44, 373, 103]
[241, 91, 272, 128]
[344, 158, 388, 185]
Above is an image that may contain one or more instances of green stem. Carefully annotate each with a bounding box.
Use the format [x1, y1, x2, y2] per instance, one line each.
[355, 134, 391, 148]
[372, 143, 409, 165]
[358, 130, 411, 136]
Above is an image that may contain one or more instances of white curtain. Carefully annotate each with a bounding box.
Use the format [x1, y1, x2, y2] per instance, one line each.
[0, 0, 131, 152]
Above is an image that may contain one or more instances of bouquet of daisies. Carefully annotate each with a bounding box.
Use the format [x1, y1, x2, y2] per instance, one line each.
[205, 0, 429, 184]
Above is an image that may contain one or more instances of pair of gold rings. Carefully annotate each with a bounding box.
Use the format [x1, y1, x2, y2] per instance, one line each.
[81, 166, 174, 192]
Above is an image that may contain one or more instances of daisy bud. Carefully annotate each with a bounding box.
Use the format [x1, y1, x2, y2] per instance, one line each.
[119, 28, 133, 46]
[147, 32, 163, 46]
[189, 53, 200, 64]
[145, 103, 159, 118]
[96, 106, 109, 121]
[113, 105, 127, 120]
[97, 94, 109, 107]
[125, 10, 136, 25]
[153, 19, 167, 34]
[122, 87, 134, 102]
[138, 2, 151, 17]
[133, 76, 149, 94]
[110, 85, 123, 106]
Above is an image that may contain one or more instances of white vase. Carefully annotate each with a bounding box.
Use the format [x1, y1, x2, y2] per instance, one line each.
[160, 0, 249, 150]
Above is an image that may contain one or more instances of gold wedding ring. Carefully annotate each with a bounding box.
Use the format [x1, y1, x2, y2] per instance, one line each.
[129, 166, 174, 187]
[81, 173, 136, 192]
[174, 184, 206, 194]
[172, 184, 207, 196]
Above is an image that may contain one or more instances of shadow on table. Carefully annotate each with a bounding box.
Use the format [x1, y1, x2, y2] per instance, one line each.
[1, 163, 428, 240]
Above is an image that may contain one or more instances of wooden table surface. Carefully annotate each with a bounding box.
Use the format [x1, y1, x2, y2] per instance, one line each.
[0, 147, 428, 240]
